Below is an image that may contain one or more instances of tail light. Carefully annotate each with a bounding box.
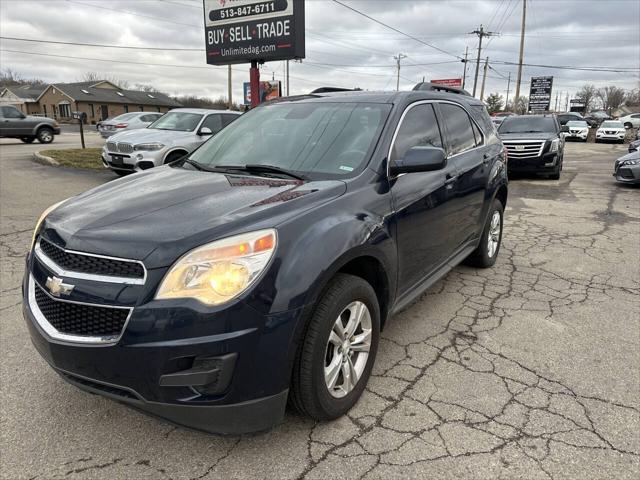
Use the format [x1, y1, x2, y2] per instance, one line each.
[115, 123, 128, 128]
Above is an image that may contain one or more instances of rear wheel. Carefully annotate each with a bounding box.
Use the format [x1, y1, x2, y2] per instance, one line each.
[36, 127, 54, 144]
[290, 273, 380, 420]
[465, 199, 504, 268]
[21, 137, 35, 143]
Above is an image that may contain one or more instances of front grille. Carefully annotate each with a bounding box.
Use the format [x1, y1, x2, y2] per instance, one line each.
[605, 130, 616, 135]
[117, 143, 134, 154]
[618, 168, 634, 179]
[39, 238, 144, 279]
[34, 283, 129, 338]
[503, 141, 545, 159]
[105, 142, 134, 154]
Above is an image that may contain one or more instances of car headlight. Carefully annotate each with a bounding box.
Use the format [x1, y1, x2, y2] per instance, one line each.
[155, 229, 277, 306]
[134, 143, 165, 151]
[549, 138, 560, 153]
[622, 159, 640, 166]
[30, 199, 70, 249]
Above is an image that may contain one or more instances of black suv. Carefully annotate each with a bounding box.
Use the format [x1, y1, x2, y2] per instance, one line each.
[498, 114, 566, 179]
[23, 84, 508, 434]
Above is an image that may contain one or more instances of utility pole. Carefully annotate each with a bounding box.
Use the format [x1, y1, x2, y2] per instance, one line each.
[469, 25, 499, 98]
[394, 53, 407, 91]
[554, 92, 559, 112]
[462, 46, 469, 89]
[514, 0, 527, 102]
[505, 72, 511, 111]
[227, 65, 232, 110]
[286, 60, 290, 96]
[480, 57, 489, 101]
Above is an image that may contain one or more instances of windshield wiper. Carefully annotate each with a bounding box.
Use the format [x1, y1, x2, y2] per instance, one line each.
[216, 164, 307, 181]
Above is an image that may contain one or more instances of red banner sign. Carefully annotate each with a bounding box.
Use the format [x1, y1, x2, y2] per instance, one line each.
[431, 78, 463, 88]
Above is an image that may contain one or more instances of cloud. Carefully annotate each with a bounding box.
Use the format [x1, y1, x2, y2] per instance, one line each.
[1, 0, 638, 103]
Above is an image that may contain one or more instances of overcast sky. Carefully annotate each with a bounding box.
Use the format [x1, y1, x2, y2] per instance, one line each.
[1, 0, 639, 105]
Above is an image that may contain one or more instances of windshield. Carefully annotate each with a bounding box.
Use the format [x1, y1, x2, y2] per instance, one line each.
[566, 121, 588, 128]
[188, 102, 391, 180]
[601, 121, 623, 128]
[499, 116, 556, 133]
[149, 112, 203, 131]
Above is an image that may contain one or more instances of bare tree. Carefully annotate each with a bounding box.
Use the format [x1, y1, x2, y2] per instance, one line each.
[625, 88, 640, 106]
[80, 72, 130, 89]
[509, 95, 528, 114]
[576, 84, 597, 112]
[0, 68, 46, 87]
[597, 86, 626, 115]
[133, 83, 163, 93]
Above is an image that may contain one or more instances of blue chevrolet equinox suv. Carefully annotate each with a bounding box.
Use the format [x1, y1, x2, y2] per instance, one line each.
[23, 84, 508, 434]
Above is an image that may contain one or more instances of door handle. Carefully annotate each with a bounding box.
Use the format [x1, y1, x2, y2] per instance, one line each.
[444, 174, 458, 186]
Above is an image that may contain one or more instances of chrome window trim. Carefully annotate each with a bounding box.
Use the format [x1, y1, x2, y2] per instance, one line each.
[387, 99, 486, 179]
[28, 274, 133, 345]
[35, 239, 147, 285]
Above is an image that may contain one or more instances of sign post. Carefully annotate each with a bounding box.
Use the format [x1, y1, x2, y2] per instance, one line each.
[203, 0, 305, 107]
[72, 111, 86, 149]
[528, 76, 553, 112]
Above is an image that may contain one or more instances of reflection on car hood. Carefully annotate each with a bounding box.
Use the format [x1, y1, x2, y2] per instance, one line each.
[108, 128, 195, 144]
[41, 166, 347, 268]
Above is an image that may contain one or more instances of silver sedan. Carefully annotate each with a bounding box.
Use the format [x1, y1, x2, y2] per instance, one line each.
[97, 112, 163, 138]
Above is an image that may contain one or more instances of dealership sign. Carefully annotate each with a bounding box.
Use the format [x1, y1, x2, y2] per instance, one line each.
[243, 80, 281, 104]
[431, 78, 463, 88]
[203, 0, 305, 65]
[528, 76, 553, 111]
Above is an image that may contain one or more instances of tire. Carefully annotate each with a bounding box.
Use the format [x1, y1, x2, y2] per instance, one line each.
[465, 198, 504, 268]
[624, 122, 632, 130]
[163, 151, 186, 165]
[36, 127, 54, 144]
[290, 273, 380, 421]
[21, 137, 35, 143]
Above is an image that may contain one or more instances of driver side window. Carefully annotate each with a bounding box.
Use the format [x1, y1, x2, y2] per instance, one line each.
[1, 106, 24, 119]
[391, 104, 442, 162]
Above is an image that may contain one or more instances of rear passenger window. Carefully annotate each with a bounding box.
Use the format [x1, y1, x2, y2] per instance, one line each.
[439, 103, 477, 155]
[390, 104, 442, 162]
[471, 121, 483, 146]
[201, 114, 223, 133]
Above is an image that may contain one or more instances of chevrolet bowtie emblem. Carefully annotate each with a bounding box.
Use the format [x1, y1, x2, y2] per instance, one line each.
[45, 276, 75, 297]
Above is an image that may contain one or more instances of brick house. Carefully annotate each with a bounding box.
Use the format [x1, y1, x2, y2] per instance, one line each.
[35, 80, 182, 124]
[0, 84, 47, 114]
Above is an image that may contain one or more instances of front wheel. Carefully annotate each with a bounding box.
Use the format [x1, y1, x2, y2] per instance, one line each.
[624, 122, 632, 130]
[465, 199, 504, 268]
[36, 127, 54, 144]
[290, 273, 380, 420]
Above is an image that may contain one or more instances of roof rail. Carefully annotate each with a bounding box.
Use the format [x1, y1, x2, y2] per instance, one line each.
[412, 82, 472, 97]
[309, 87, 357, 94]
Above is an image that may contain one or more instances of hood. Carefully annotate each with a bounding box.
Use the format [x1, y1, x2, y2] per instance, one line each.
[109, 128, 194, 144]
[597, 126, 625, 132]
[498, 132, 555, 141]
[28, 115, 55, 124]
[41, 166, 346, 268]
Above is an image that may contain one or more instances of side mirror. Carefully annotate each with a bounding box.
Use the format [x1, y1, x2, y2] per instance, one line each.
[198, 127, 213, 135]
[390, 146, 447, 176]
[560, 125, 569, 133]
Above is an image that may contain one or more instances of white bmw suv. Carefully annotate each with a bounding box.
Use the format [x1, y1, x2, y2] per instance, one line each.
[101, 108, 241, 175]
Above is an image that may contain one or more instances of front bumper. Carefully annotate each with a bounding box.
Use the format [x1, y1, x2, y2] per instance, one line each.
[596, 133, 625, 142]
[507, 151, 559, 173]
[101, 148, 167, 172]
[613, 164, 640, 184]
[566, 132, 588, 141]
[53, 127, 61, 135]
[22, 251, 300, 434]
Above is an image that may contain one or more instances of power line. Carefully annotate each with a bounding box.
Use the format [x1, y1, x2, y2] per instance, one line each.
[0, 36, 203, 51]
[66, 0, 200, 28]
[331, 0, 461, 60]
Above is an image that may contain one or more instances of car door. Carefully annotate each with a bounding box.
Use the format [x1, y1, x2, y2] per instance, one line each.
[0, 106, 25, 135]
[437, 102, 490, 250]
[389, 102, 460, 294]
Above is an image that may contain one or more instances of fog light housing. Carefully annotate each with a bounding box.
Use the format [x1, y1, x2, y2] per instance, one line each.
[159, 353, 237, 396]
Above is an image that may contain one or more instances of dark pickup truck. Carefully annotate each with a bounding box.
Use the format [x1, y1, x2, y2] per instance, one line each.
[498, 114, 567, 179]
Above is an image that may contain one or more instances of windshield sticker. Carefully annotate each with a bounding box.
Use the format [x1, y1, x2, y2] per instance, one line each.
[339, 165, 354, 172]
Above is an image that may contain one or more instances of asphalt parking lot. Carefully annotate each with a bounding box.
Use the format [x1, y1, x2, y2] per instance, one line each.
[1, 138, 638, 479]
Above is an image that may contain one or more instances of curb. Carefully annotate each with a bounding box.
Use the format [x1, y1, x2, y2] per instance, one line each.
[33, 151, 59, 166]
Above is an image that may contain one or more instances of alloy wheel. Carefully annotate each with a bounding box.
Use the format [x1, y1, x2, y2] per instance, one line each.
[487, 211, 501, 258]
[324, 301, 372, 398]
